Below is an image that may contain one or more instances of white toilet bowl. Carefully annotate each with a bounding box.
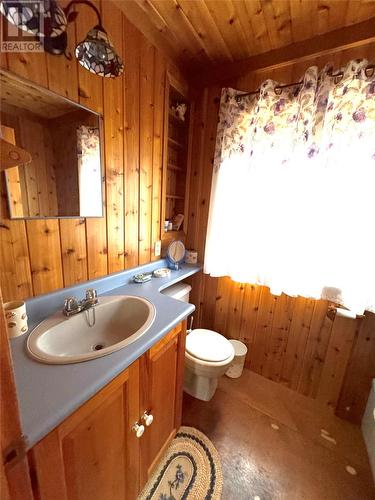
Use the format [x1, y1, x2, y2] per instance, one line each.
[160, 283, 234, 401]
[184, 329, 235, 401]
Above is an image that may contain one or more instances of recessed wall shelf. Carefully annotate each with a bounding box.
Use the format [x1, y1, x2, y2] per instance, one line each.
[161, 74, 193, 253]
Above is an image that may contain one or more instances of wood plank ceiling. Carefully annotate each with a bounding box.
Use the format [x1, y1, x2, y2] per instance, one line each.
[117, 0, 375, 72]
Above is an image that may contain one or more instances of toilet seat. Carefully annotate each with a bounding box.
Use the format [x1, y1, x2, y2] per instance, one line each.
[186, 329, 234, 363]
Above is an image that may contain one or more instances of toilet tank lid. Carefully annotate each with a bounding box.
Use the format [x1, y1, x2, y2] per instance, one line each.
[186, 329, 234, 362]
[160, 282, 192, 300]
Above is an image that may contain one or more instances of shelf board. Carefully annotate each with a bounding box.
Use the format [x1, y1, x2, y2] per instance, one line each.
[166, 194, 184, 200]
[168, 137, 185, 150]
[161, 229, 186, 242]
[167, 163, 184, 172]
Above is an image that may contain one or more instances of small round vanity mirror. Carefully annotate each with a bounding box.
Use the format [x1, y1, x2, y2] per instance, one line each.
[167, 240, 185, 270]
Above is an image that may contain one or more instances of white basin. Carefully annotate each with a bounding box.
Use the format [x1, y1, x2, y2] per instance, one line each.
[27, 296, 156, 364]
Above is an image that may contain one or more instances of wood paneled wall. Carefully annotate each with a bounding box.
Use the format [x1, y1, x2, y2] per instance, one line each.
[1, 115, 58, 218]
[0, 0, 184, 302]
[186, 41, 375, 422]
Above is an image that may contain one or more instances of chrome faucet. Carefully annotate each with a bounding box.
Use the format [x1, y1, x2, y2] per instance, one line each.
[63, 289, 98, 317]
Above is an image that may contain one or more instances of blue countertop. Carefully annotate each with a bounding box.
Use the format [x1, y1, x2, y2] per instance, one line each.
[10, 260, 200, 450]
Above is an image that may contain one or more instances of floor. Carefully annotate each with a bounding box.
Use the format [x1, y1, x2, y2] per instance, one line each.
[182, 369, 374, 500]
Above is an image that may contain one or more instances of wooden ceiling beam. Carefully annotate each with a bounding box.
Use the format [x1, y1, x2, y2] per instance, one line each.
[192, 17, 375, 88]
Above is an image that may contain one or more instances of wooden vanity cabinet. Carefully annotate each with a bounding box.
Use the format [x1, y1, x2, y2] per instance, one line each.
[29, 362, 141, 500]
[28, 321, 186, 500]
[139, 322, 186, 485]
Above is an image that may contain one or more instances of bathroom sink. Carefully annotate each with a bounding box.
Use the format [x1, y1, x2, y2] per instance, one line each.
[26, 296, 156, 364]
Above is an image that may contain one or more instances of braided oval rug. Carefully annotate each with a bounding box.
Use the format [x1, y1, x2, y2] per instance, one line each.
[138, 427, 223, 500]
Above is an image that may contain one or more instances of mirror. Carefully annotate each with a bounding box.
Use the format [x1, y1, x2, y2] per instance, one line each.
[0, 70, 103, 219]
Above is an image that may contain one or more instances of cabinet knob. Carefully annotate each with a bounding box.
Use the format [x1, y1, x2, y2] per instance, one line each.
[132, 422, 145, 438]
[141, 411, 154, 427]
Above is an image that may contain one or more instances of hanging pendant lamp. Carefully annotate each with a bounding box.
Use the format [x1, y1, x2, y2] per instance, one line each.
[75, 23, 124, 78]
[66, 0, 123, 78]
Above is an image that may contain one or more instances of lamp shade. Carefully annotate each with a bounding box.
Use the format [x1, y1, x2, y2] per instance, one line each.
[75, 25, 124, 78]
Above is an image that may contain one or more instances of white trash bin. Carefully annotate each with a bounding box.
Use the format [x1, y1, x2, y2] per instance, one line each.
[225, 340, 248, 378]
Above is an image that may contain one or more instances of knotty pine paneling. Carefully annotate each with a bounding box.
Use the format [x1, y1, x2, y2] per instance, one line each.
[0, 127, 33, 300]
[77, 0, 107, 281]
[47, 0, 79, 101]
[123, 17, 141, 270]
[186, 42, 375, 421]
[336, 312, 375, 423]
[0, 0, 185, 301]
[139, 38, 155, 265]
[103, 1, 124, 275]
[114, 0, 375, 75]
[59, 219, 88, 287]
[151, 54, 166, 262]
[0, 113, 59, 217]
[26, 220, 64, 296]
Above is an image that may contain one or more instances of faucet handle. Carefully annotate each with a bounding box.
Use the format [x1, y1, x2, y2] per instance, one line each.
[85, 288, 98, 303]
[63, 297, 79, 314]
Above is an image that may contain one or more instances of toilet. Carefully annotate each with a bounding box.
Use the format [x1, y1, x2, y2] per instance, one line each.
[161, 282, 235, 401]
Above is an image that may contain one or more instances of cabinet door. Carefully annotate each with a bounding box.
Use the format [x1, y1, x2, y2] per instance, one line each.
[140, 321, 186, 484]
[30, 361, 141, 500]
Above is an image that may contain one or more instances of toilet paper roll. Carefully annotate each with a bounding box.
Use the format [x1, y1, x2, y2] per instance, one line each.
[4, 301, 28, 338]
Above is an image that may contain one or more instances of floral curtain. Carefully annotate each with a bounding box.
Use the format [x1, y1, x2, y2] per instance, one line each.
[204, 59, 375, 314]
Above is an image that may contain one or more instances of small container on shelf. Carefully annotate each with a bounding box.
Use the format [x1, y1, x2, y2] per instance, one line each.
[170, 102, 187, 122]
[172, 214, 184, 231]
[185, 249, 198, 264]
